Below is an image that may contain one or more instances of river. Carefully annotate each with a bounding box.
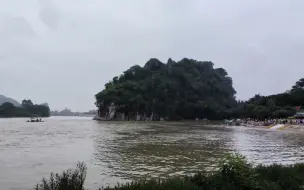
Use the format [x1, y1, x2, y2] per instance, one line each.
[1, 117, 304, 190]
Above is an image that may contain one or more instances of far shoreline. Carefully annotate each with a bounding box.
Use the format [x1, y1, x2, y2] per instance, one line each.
[93, 119, 304, 132]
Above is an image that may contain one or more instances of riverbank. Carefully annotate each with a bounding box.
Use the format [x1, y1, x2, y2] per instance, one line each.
[93, 119, 304, 132]
[265, 124, 304, 132]
[229, 123, 304, 133]
[35, 154, 304, 190]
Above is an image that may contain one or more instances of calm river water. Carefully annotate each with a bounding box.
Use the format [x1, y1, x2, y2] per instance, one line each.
[1, 117, 304, 190]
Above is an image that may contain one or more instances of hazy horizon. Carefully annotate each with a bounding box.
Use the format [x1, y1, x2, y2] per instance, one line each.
[1, 0, 303, 112]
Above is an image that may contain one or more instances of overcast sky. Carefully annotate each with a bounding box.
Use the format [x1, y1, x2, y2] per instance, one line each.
[0, 0, 303, 111]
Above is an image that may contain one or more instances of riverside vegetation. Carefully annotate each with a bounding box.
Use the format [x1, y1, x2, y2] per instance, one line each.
[35, 154, 304, 190]
[95, 58, 304, 121]
[0, 99, 50, 117]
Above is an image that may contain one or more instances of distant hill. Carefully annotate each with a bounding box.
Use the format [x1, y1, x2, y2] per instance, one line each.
[0, 94, 21, 107]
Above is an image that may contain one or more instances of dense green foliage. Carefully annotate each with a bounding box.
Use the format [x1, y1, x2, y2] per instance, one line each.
[231, 78, 304, 120]
[95, 58, 303, 120]
[0, 99, 50, 117]
[35, 154, 304, 190]
[35, 162, 86, 190]
[96, 58, 237, 120]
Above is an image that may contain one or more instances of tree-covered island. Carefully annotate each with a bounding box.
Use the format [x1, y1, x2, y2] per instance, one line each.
[95, 58, 303, 121]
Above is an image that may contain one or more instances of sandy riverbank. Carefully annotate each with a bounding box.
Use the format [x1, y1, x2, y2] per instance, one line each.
[239, 124, 304, 132]
[268, 124, 304, 131]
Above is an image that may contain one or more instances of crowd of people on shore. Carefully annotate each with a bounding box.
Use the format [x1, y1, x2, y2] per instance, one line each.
[241, 118, 304, 127]
[227, 118, 304, 127]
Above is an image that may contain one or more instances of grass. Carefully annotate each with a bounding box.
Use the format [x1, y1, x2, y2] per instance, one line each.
[35, 154, 304, 190]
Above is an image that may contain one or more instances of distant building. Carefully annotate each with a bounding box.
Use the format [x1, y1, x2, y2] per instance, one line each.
[296, 110, 304, 118]
[295, 106, 304, 118]
[50, 108, 96, 117]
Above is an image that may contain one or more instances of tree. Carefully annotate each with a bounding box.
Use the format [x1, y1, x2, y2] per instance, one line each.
[235, 77, 303, 119]
[292, 78, 304, 90]
[0, 99, 50, 118]
[22, 99, 33, 107]
[95, 58, 237, 120]
[0, 102, 16, 117]
[273, 109, 295, 118]
[252, 106, 271, 120]
[96, 58, 303, 120]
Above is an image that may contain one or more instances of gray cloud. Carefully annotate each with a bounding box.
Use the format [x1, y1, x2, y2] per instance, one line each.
[0, 17, 35, 38]
[39, 7, 60, 29]
[0, 0, 303, 111]
[38, 0, 61, 29]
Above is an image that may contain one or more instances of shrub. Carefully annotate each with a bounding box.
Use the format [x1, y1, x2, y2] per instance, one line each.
[35, 162, 87, 190]
[35, 155, 304, 190]
[254, 163, 304, 190]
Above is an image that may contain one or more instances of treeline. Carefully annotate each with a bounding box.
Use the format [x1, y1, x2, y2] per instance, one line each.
[95, 58, 303, 120]
[0, 99, 50, 117]
[96, 58, 237, 120]
[35, 154, 304, 190]
[231, 78, 304, 120]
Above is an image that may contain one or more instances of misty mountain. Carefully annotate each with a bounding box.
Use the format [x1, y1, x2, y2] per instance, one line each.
[0, 94, 21, 107]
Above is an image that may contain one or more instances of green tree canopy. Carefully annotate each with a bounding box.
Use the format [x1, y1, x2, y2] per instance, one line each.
[0, 99, 50, 118]
[235, 78, 304, 119]
[22, 99, 34, 107]
[96, 58, 237, 120]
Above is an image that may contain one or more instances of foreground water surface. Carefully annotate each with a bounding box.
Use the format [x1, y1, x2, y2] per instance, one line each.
[1, 117, 304, 190]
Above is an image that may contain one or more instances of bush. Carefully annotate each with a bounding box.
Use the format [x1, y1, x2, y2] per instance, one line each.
[35, 155, 304, 190]
[35, 162, 87, 190]
[101, 178, 201, 190]
[254, 163, 304, 190]
[101, 154, 304, 190]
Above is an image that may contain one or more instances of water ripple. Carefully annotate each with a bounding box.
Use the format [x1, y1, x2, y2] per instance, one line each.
[1, 118, 304, 190]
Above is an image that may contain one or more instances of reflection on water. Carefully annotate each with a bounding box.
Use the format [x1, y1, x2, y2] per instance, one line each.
[1, 117, 304, 190]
